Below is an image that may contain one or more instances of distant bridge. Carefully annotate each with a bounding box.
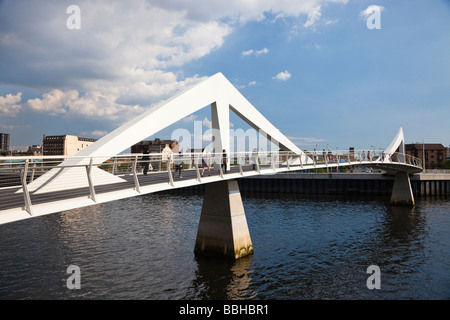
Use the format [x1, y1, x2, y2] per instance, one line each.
[0, 73, 423, 259]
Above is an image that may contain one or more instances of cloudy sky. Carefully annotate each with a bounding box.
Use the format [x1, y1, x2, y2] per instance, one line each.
[1, 0, 449, 152]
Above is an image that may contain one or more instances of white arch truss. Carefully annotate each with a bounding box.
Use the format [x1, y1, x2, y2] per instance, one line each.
[25, 72, 308, 194]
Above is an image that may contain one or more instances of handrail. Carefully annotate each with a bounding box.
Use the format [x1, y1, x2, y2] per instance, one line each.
[0, 150, 423, 171]
[0, 150, 423, 163]
[0, 149, 423, 220]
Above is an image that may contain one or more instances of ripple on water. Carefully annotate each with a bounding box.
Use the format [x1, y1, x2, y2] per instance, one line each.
[0, 194, 448, 299]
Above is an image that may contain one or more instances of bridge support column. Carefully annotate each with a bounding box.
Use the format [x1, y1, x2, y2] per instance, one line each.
[195, 180, 253, 260]
[390, 171, 415, 206]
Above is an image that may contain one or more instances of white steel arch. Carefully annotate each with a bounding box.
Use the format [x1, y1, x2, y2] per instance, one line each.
[382, 127, 406, 163]
[76, 72, 305, 159]
[25, 72, 308, 194]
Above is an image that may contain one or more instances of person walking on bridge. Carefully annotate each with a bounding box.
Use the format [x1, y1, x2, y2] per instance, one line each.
[201, 152, 210, 177]
[175, 152, 184, 178]
[222, 149, 228, 173]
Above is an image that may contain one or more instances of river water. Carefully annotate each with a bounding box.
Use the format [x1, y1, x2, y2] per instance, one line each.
[0, 191, 448, 300]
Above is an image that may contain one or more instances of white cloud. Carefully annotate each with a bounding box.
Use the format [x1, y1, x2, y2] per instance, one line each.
[89, 130, 108, 137]
[0, 1, 230, 114]
[0, 92, 22, 116]
[119, 72, 208, 106]
[303, 6, 322, 28]
[169, 21, 231, 67]
[242, 49, 254, 56]
[151, 0, 347, 24]
[273, 70, 291, 81]
[242, 48, 269, 57]
[202, 117, 212, 129]
[24, 89, 144, 120]
[182, 114, 197, 123]
[256, 48, 269, 56]
[0, 0, 348, 120]
[25, 89, 77, 115]
[324, 19, 339, 25]
[248, 81, 257, 86]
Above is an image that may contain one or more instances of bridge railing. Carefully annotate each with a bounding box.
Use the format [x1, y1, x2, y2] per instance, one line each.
[0, 150, 422, 215]
[0, 149, 423, 187]
[0, 151, 298, 214]
[301, 149, 422, 168]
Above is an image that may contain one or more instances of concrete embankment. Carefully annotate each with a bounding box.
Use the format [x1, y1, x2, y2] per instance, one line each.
[176, 173, 450, 197]
[238, 173, 450, 197]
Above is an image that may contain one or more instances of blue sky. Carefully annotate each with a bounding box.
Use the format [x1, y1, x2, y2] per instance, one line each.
[1, 0, 449, 152]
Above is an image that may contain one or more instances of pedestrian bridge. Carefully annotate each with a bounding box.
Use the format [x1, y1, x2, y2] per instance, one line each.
[0, 147, 422, 222]
[0, 72, 423, 258]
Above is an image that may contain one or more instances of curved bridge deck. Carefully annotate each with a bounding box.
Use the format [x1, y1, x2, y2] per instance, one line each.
[0, 150, 422, 225]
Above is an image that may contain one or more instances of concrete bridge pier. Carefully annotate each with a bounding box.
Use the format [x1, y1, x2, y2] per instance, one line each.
[390, 171, 415, 206]
[195, 179, 253, 260]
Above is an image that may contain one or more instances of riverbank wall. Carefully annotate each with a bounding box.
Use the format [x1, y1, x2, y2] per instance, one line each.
[175, 173, 450, 197]
[237, 173, 450, 197]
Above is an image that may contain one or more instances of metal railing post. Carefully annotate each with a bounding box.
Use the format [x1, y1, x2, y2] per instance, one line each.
[195, 162, 201, 182]
[86, 157, 97, 203]
[21, 159, 33, 216]
[219, 153, 224, 178]
[195, 155, 201, 182]
[112, 157, 117, 175]
[168, 156, 174, 186]
[254, 152, 260, 173]
[132, 155, 141, 193]
[30, 161, 36, 182]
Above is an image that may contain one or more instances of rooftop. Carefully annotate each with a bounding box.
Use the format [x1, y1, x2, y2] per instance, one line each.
[406, 143, 445, 150]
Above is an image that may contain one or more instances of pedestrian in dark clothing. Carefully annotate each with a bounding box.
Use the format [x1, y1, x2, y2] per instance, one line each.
[175, 152, 184, 178]
[222, 149, 227, 173]
[143, 148, 150, 175]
